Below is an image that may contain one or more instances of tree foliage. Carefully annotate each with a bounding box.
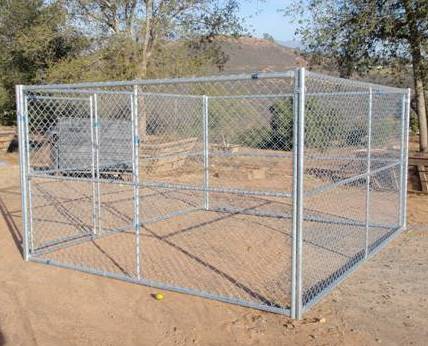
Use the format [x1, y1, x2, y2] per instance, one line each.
[286, 0, 428, 151]
[0, 0, 88, 124]
[0, 0, 247, 125]
[65, 0, 245, 77]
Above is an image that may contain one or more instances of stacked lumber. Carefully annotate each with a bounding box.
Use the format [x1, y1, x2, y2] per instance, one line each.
[408, 152, 428, 194]
[140, 136, 198, 173]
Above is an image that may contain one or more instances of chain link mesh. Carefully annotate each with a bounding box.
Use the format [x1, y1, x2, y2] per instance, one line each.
[18, 70, 408, 317]
[301, 72, 406, 311]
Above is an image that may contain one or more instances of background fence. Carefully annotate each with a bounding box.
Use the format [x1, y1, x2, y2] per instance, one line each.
[16, 68, 410, 319]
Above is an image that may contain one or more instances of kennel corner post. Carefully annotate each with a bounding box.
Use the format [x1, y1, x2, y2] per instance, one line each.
[365, 88, 373, 259]
[291, 67, 305, 319]
[132, 84, 142, 280]
[203, 95, 209, 210]
[399, 88, 411, 229]
[16, 84, 31, 261]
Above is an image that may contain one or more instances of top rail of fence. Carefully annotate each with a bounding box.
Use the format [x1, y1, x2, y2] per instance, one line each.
[22, 71, 295, 91]
[21, 69, 406, 93]
[305, 70, 406, 93]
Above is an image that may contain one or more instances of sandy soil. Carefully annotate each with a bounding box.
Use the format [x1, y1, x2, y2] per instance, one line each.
[0, 152, 427, 345]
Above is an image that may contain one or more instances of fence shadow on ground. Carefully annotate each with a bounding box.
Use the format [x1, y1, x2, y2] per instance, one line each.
[0, 185, 24, 259]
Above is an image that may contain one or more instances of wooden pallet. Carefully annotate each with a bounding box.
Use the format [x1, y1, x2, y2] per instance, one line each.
[408, 153, 428, 193]
[140, 137, 198, 173]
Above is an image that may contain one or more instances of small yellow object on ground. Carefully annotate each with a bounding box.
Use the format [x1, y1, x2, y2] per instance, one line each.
[154, 293, 164, 301]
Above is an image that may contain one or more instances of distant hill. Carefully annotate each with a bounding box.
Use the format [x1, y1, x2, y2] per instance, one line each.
[214, 37, 306, 74]
[211, 37, 412, 91]
[276, 40, 304, 50]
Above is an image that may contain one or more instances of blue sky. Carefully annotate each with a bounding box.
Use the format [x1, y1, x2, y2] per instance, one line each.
[239, 0, 299, 42]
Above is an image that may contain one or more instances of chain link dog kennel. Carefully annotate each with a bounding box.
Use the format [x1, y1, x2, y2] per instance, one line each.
[16, 68, 410, 318]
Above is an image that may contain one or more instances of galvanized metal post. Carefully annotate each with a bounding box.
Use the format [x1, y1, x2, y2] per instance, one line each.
[291, 73, 298, 318]
[203, 95, 209, 210]
[399, 89, 411, 228]
[90, 96, 97, 236]
[133, 85, 142, 279]
[365, 88, 373, 258]
[291, 67, 305, 319]
[94, 94, 101, 234]
[16, 85, 30, 260]
[23, 95, 34, 254]
[90, 94, 101, 235]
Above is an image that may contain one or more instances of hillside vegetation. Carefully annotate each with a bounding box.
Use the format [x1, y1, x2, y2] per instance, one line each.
[212, 37, 305, 73]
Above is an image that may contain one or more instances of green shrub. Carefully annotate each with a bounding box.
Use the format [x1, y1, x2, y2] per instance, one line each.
[243, 98, 349, 151]
[236, 97, 374, 151]
[268, 99, 294, 149]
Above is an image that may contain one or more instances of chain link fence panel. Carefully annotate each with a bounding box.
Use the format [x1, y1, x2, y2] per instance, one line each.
[16, 69, 409, 318]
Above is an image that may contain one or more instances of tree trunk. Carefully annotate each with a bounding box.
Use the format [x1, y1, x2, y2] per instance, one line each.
[402, 0, 428, 152]
[410, 52, 428, 152]
[414, 76, 428, 152]
[137, 0, 154, 142]
[140, 0, 153, 78]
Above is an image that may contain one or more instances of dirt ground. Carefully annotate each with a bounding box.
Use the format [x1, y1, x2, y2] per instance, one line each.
[0, 152, 427, 345]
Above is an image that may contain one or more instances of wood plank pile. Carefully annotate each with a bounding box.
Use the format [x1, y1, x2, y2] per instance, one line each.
[408, 152, 428, 194]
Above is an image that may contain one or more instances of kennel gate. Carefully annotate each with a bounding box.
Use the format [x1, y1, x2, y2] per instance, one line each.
[17, 68, 410, 319]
